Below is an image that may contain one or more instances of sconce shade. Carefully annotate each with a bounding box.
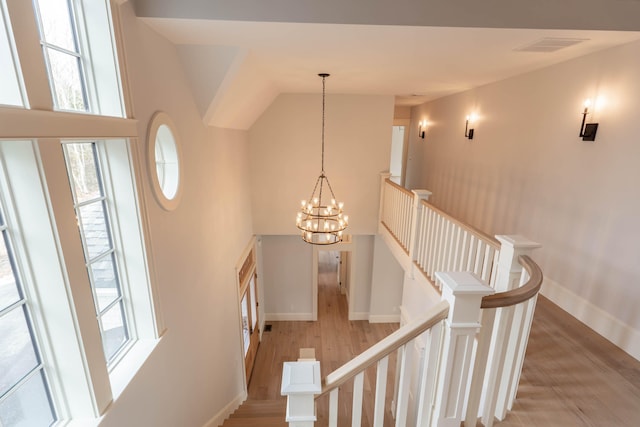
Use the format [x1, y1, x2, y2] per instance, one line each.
[579, 102, 598, 141]
[464, 116, 474, 139]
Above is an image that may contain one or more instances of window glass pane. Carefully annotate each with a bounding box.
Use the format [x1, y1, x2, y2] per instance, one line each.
[0, 369, 55, 427]
[64, 143, 101, 203]
[154, 124, 180, 200]
[100, 302, 128, 361]
[249, 277, 257, 330]
[90, 253, 120, 313]
[241, 293, 249, 357]
[0, 306, 39, 397]
[0, 233, 20, 311]
[46, 48, 86, 111]
[0, 3, 24, 107]
[35, 0, 77, 52]
[78, 202, 112, 260]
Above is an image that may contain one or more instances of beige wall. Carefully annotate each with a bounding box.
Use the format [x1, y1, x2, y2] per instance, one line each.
[249, 93, 394, 235]
[100, 3, 254, 426]
[407, 39, 640, 359]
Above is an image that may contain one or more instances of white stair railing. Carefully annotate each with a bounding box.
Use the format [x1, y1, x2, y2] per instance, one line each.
[281, 177, 544, 427]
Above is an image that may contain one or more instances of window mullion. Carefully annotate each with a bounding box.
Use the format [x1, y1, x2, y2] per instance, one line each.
[42, 42, 82, 58]
[0, 363, 45, 404]
[74, 195, 106, 210]
[4, 0, 53, 110]
[0, 298, 25, 319]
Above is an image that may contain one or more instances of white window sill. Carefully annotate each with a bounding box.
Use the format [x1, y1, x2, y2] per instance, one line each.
[108, 337, 162, 400]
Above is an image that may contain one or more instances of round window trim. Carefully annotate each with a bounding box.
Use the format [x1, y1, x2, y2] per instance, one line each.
[147, 111, 182, 211]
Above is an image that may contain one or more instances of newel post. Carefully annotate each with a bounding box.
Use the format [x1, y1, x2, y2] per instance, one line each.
[377, 172, 392, 233]
[408, 189, 432, 265]
[432, 272, 494, 427]
[280, 360, 322, 427]
[493, 235, 541, 292]
[480, 235, 541, 425]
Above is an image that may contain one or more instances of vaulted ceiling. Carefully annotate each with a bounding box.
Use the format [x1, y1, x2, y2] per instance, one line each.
[130, 0, 640, 129]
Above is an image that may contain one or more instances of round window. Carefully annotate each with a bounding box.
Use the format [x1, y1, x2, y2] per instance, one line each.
[147, 112, 182, 210]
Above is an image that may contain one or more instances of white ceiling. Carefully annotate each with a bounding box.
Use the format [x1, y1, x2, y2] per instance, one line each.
[139, 16, 640, 129]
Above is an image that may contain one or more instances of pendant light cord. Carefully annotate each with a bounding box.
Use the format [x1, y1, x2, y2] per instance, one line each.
[321, 74, 326, 174]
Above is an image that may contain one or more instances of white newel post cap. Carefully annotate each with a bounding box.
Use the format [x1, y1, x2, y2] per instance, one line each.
[281, 361, 322, 424]
[495, 235, 541, 251]
[411, 189, 432, 201]
[436, 271, 495, 325]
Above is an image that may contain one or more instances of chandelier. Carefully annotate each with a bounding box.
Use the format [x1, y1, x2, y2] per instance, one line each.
[296, 73, 349, 245]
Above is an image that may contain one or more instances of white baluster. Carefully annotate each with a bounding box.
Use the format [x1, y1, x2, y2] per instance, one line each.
[329, 388, 339, 427]
[394, 343, 414, 427]
[416, 321, 444, 427]
[373, 356, 389, 427]
[352, 372, 364, 427]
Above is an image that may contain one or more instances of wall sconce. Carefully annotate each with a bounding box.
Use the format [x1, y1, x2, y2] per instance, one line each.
[464, 113, 477, 139]
[418, 120, 427, 139]
[579, 99, 598, 141]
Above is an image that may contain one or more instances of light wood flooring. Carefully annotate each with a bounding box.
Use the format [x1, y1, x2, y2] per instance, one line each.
[247, 252, 640, 426]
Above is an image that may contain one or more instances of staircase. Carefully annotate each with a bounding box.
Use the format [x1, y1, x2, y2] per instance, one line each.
[221, 399, 287, 427]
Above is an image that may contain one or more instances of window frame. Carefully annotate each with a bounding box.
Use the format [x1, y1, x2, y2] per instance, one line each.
[62, 140, 133, 366]
[32, 0, 125, 117]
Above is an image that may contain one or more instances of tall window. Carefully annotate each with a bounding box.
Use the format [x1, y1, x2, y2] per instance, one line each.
[63, 142, 130, 363]
[33, 0, 87, 111]
[0, 0, 25, 107]
[0, 193, 56, 426]
[33, 0, 125, 117]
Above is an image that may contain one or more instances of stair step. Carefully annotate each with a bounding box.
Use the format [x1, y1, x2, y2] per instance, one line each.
[222, 417, 287, 427]
[221, 400, 287, 427]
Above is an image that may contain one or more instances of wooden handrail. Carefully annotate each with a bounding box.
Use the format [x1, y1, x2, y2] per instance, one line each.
[385, 178, 415, 197]
[419, 199, 500, 250]
[317, 300, 450, 398]
[481, 255, 543, 309]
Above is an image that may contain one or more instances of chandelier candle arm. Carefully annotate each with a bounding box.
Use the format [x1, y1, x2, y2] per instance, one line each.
[296, 73, 349, 245]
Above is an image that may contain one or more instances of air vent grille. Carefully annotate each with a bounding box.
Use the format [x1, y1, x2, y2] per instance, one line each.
[515, 37, 589, 53]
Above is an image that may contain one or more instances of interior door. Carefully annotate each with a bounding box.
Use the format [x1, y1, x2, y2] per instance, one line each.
[241, 273, 260, 382]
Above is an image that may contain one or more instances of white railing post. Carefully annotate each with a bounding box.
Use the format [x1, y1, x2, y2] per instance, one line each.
[431, 271, 494, 427]
[481, 235, 541, 426]
[378, 172, 392, 233]
[281, 360, 322, 427]
[408, 190, 432, 266]
[493, 235, 541, 292]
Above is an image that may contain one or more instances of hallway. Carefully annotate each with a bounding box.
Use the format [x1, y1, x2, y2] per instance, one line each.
[248, 250, 398, 425]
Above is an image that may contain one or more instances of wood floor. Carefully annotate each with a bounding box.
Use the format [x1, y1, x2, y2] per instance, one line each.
[247, 252, 640, 426]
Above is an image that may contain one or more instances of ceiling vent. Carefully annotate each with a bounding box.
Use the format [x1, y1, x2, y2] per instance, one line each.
[515, 37, 589, 53]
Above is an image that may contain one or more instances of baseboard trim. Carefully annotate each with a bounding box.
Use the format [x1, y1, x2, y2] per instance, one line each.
[349, 311, 369, 321]
[202, 390, 246, 427]
[265, 313, 313, 321]
[369, 314, 401, 323]
[541, 277, 640, 362]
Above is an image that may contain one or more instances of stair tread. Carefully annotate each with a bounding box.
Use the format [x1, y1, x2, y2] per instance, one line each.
[221, 399, 287, 427]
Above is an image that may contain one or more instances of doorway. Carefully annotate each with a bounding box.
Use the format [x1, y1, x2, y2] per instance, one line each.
[240, 274, 259, 382]
[237, 239, 260, 385]
[312, 238, 354, 321]
[389, 125, 409, 187]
